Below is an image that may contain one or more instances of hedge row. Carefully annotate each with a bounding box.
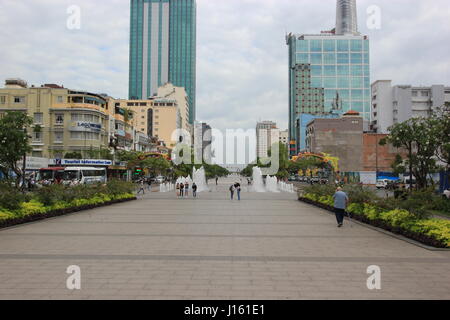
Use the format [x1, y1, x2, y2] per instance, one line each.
[300, 193, 450, 249]
[0, 193, 136, 229]
[0, 180, 137, 229]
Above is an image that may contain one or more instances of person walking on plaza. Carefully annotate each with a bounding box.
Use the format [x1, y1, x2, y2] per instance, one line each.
[137, 180, 145, 195]
[234, 182, 241, 201]
[185, 182, 189, 197]
[229, 184, 235, 200]
[147, 178, 152, 191]
[192, 183, 198, 198]
[237, 184, 241, 200]
[180, 183, 185, 198]
[176, 183, 180, 197]
[333, 187, 349, 228]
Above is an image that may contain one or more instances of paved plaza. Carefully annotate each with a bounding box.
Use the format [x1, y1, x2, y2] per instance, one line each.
[0, 177, 449, 300]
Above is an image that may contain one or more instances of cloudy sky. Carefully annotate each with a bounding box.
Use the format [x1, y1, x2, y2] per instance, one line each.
[1, 0, 449, 132]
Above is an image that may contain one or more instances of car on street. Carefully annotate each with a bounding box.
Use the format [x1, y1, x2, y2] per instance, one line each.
[376, 179, 389, 189]
[155, 176, 165, 183]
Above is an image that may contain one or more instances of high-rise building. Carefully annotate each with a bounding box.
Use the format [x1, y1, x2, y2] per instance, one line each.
[336, 0, 358, 35]
[286, 0, 370, 156]
[129, 0, 196, 124]
[194, 122, 212, 163]
[256, 121, 279, 159]
[371, 80, 450, 133]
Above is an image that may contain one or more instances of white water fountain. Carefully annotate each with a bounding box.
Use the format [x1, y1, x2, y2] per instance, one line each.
[266, 176, 279, 193]
[193, 166, 209, 192]
[251, 167, 266, 192]
[159, 182, 175, 193]
[276, 181, 295, 194]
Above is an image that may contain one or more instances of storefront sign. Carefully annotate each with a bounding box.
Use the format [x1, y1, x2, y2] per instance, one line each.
[50, 159, 112, 166]
[17, 157, 50, 170]
[73, 122, 102, 132]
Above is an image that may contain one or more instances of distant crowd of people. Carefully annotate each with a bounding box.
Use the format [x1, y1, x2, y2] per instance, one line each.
[176, 182, 198, 198]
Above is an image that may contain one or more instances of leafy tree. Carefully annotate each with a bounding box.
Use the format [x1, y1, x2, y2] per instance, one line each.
[391, 154, 406, 175]
[142, 157, 171, 177]
[86, 146, 98, 159]
[99, 148, 113, 160]
[123, 108, 134, 123]
[64, 152, 83, 159]
[0, 111, 33, 185]
[430, 103, 450, 170]
[380, 118, 439, 190]
[240, 163, 256, 177]
[117, 150, 141, 163]
[203, 164, 230, 180]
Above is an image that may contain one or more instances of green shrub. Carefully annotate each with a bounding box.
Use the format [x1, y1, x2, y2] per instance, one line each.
[20, 200, 48, 216]
[430, 197, 450, 213]
[301, 183, 450, 248]
[105, 180, 135, 197]
[347, 203, 364, 216]
[343, 185, 378, 204]
[410, 219, 450, 247]
[303, 184, 335, 198]
[33, 184, 64, 206]
[379, 209, 417, 228]
[0, 183, 29, 211]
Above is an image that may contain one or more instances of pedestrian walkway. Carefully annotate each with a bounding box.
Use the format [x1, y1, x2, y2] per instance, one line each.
[0, 178, 449, 300]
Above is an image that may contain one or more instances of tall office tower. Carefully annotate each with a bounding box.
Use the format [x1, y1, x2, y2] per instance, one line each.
[336, 0, 358, 35]
[286, 0, 370, 156]
[129, 0, 196, 124]
[256, 121, 280, 159]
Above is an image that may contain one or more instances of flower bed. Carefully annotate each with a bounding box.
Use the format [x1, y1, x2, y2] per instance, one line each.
[0, 193, 136, 229]
[299, 193, 450, 249]
[0, 180, 136, 229]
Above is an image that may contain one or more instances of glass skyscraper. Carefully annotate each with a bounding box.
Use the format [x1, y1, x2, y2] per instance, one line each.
[286, 0, 370, 156]
[129, 0, 196, 124]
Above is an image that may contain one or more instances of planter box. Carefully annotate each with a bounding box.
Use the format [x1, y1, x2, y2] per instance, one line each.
[299, 197, 449, 249]
[0, 197, 137, 230]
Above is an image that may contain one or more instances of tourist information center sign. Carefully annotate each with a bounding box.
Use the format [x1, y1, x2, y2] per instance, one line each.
[50, 159, 113, 166]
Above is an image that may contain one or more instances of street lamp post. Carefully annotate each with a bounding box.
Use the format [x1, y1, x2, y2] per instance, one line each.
[375, 134, 379, 181]
[22, 127, 29, 193]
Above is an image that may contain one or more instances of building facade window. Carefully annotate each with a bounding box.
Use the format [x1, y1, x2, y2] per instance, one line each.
[34, 113, 43, 124]
[33, 132, 42, 142]
[57, 96, 64, 103]
[54, 131, 64, 143]
[55, 114, 64, 125]
[0, 96, 5, 104]
[13, 96, 25, 104]
[70, 132, 100, 140]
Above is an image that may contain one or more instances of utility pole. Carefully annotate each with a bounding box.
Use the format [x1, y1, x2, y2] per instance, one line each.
[22, 128, 27, 193]
[375, 134, 379, 180]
